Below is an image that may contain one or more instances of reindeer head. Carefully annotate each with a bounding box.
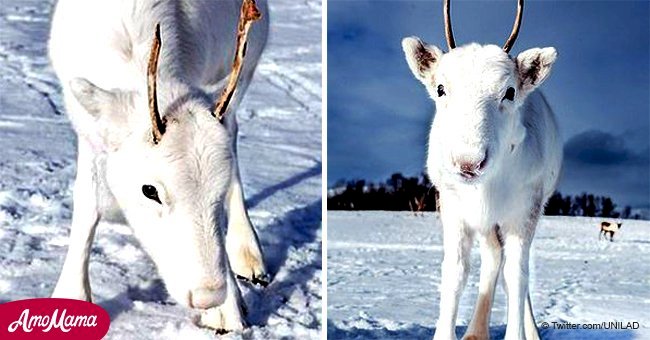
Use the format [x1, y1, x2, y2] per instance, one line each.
[67, 1, 260, 310]
[402, 0, 557, 183]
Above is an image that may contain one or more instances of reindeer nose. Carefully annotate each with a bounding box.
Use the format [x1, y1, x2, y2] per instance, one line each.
[189, 285, 226, 309]
[453, 151, 488, 179]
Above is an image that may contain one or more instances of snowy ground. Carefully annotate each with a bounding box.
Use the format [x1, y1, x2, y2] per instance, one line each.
[0, 0, 322, 339]
[328, 211, 650, 339]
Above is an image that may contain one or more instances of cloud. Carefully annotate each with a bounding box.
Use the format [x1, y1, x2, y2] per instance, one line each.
[563, 130, 649, 166]
[559, 129, 649, 207]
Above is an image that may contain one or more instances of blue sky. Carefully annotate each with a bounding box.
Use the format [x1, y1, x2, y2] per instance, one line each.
[327, 0, 650, 208]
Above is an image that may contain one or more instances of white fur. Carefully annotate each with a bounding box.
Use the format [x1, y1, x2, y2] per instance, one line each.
[403, 39, 561, 340]
[49, 0, 269, 331]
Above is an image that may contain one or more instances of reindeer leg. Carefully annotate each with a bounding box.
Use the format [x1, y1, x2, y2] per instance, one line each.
[434, 200, 473, 340]
[52, 141, 100, 301]
[502, 232, 530, 340]
[524, 292, 540, 340]
[224, 112, 268, 285]
[502, 200, 540, 340]
[464, 226, 502, 340]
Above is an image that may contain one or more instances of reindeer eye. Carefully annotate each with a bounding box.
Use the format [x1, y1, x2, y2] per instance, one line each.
[437, 84, 446, 97]
[503, 87, 515, 101]
[142, 185, 161, 204]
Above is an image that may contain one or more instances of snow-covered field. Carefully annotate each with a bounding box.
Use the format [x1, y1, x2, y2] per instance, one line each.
[0, 0, 322, 339]
[328, 211, 650, 339]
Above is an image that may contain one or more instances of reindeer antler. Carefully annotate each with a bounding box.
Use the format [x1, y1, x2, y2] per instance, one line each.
[147, 23, 166, 144]
[443, 0, 456, 50]
[502, 0, 524, 53]
[443, 0, 524, 53]
[213, 0, 262, 122]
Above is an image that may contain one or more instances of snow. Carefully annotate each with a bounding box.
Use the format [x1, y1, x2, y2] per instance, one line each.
[0, 0, 322, 339]
[328, 211, 650, 339]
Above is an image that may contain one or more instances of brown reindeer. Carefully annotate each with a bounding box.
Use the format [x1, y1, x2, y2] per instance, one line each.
[599, 221, 622, 242]
[409, 193, 427, 216]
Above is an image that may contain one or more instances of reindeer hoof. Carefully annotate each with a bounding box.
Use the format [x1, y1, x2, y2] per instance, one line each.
[252, 273, 271, 287]
[229, 242, 268, 285]
[236, 273, 271, 287]
[195, 302, 247, 333]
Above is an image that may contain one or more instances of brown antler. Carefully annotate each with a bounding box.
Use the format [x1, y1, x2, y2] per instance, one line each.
[503, 0, 524, 53]
[147, 23, 166, 144]
[213, 0, 262, 122]
[443, 0, 456, 50]
[444, 0, 524, 53]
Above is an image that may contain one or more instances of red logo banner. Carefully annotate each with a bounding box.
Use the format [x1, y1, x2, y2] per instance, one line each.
[0, 298, 110, 339]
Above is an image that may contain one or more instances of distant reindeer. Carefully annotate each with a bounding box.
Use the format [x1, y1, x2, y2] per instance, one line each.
[49, 0, 269, 331]
[410, 193, 428, 216]
[402, 0, 561, 339]
[599, 221, 622, 242]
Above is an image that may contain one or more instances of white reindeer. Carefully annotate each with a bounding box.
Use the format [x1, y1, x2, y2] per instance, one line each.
[402, 0, 561, 339]
[48, 0, 269, 331]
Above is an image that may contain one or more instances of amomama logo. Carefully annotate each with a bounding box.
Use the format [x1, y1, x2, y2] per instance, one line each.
[0, 298, 110, 339]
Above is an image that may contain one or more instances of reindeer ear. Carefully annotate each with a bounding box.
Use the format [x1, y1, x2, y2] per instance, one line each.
[69, 78, 132, 151]
[516, 47, 557, 95]
[402, 37, 443, 84]
[69, 78, 120, 117]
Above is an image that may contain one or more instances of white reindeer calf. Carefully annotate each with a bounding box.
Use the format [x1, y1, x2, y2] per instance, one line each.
[402, 0, 561, 339]
[49, 0, 269, 331]
[599, 221, 622, 242]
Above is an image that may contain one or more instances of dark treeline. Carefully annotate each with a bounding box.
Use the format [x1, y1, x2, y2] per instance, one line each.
[329, 173, 437, 211]
[328, 173, 641, 219]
